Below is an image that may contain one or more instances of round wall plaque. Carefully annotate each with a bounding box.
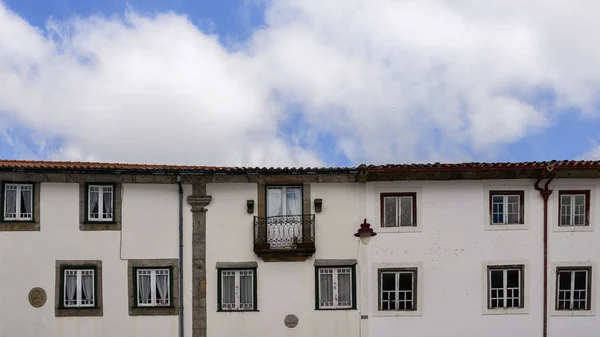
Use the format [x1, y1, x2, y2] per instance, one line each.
[28, 287, 47, 308]
[284, 314, 299, 328]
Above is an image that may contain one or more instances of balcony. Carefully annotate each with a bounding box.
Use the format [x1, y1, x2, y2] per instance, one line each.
[253, 215, 316, 261]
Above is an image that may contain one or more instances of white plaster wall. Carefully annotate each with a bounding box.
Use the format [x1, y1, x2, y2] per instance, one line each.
[206, 183, 362, 337]
[0, 182, 192, 337]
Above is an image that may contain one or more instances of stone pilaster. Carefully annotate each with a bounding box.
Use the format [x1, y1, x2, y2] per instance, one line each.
[187, 183, 212, 337]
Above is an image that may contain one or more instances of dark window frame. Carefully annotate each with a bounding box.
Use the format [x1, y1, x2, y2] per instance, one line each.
[380, 192, 417, 228]
[555, 266, 592, 311]
[486, 264, 525, 309]
[558, 190, 591, 226]
[314, 264, 357, 310]
[489, 190, 525, 225]
[377, 267, 418, 311]
[217, 267, 258, 312]
[132, 266, 175, 309]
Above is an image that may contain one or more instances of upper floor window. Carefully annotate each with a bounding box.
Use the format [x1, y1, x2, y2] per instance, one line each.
[316, 266, 355, 310]
[559, 191, 590, 226]
[87, 185, 114, 222]
[487, 265, 524, 309]
[266, 186, 302, 217]
[218, 268, 257, 311]
[556, 267, 591, 311]
[489, 191, 524, 225]
[381, 193, 416, 227]
[136, 268, 171, 307]
[378, 268, 417, 311]
[3, 183, 33, 221]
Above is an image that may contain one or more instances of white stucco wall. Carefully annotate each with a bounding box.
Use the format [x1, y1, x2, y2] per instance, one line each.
[205, 182, 363, 337]
[0, 182, 193, 337]
[364, 179, 600, 337]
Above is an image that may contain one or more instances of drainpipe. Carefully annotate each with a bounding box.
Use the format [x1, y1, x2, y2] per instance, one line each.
[534, 164, 556, 337]
[177, 175, 184, 337]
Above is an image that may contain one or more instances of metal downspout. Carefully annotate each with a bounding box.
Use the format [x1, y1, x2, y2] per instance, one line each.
[178, 175, 184, 337]
[534, 164, 556, 337]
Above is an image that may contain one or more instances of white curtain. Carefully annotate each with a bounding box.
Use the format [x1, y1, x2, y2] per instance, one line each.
[21, 189, 32, 215]
[240, 273, 253, 308]
[4, 188, 16, 217]
[89, 190, 99, 216]
[139, 274, 151, 304]
[102, 188, 112, 218]
[222, 275, 235, 307]
[338, 272, 351, 306]
[82, 273, 94, 304]
[320, 273, 333, 306]
[65, 274, 77, 305]
[267, 188, 283, 216]
[156, 273, 169, 304]
[286, 188, 302, 215]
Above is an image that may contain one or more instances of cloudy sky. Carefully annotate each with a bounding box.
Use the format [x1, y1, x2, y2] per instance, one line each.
[1, 0, 600, 167]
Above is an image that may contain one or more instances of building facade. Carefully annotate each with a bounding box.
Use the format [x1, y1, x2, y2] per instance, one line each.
[0, 160, 599, 337]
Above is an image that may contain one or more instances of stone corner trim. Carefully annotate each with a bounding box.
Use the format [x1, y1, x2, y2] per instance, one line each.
[54, 260, 103, 317]
[216, 261, 258, 269]
[79, 183, 122, 231]
[314, 259, 358, 267]
[127, 259, 180, 316]
[188, 183, 212, 337]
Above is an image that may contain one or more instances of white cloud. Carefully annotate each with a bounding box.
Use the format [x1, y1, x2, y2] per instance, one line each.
[1, 0, 600, 166]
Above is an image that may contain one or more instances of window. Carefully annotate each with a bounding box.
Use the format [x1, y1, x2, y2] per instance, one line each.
[316, 266, 355, 309]
[487, 266, 524, 309]
[266, 186, 302, 217]
[556, 267, 591, 311]
[381, 193, 416, 227]
[559, 191, 590, 226]
[3, 183, 33, 221]
[63, 269, 96, 307]
[87, 185, 114, 221]
[136, 268, 171, 307]
[218, 269, 257, 311]
[55, 260, 103, 317]
[378, 268, 417, 311]
[489, 191, 524, 225]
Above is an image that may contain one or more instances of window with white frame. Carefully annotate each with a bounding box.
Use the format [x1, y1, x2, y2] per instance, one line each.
[87, 185, 114, 221]
[556, 267, 591, 311]
[487, 265, 524, 309]
[381, 193, 416, 227]
[219, 269, 256, 311]
[63, 268, 96, 308]
[490, 191, 524, 225]
[317, 267, 354, 309]
[266, 186, 302, 217]
[379, 268, 417, 311]
[559, 191, 589, 226]
[3, 183, 33, 221]
[136, 268, 170, 307]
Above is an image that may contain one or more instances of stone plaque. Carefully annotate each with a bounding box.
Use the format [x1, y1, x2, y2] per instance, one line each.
[284, 314, 299, 328]
[28, 287, 47, 308]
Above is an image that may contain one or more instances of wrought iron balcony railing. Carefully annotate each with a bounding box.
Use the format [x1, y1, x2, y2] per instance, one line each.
[253, 215, 315, 252]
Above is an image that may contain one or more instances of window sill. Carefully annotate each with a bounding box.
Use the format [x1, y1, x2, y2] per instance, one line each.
[55, 307, 103, 317]
[484, 224, 528, 231]
[217, 309, 260, 313]
[550, 310, 595, 317]
[0, 221, 40, 231]
[482, 308, 529, 315]
[372, 310, 422, 317]
[554, 225, 594, 233]
[378, 226, 422, 234]
[315, 307, 357, 311]
[80, 222, 121, 231]
[129, 306, 179, 316]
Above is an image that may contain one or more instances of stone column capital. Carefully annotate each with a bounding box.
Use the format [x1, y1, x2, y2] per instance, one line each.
[187, 195, 212, 213]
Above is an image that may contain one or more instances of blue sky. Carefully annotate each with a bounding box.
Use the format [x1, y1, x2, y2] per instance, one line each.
[1, 0, 600, 166]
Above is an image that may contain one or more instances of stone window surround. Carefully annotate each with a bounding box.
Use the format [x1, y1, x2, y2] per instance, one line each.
[79, 182, 122, 231]
[0, 181, 41, 231]
[55, 260, 103, 317]
[128, 259, 180, 316]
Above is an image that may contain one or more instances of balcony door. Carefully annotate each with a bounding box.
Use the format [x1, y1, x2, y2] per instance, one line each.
[266, 186, 302, 248]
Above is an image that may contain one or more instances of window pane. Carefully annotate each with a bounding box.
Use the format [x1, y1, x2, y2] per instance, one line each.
[102, 187, 113, 219]
[81, 270, 94, 306]
[221, 273, 236, 309]
[574, 195, 586, 225]
[319, 270, 334, 307]
[560, 196, 571, 225]
[506, 269, 520, 288]
[156, 272, 170, 305]
[492, 195, 504, 224]
[398, 273, 413, 291]
[506, 196, 519, 223]
[138, 272, 152, 305]
[266, 187, 283, 217]
[337, 270, 352, 307]
[381, 273, 395, 291]
[574, 271, 587, 290]
[490, 270, 503, 288]
[399, 197, 413, 227]
[558, 271, 571, 290]
[383, 198, 397, 227]
[4, 186, 16, 218]
[285, 187, 302, 216]
[240, 271, 253, 309]
[64, 271, 78, 306]
[89, 187, 99, 219]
